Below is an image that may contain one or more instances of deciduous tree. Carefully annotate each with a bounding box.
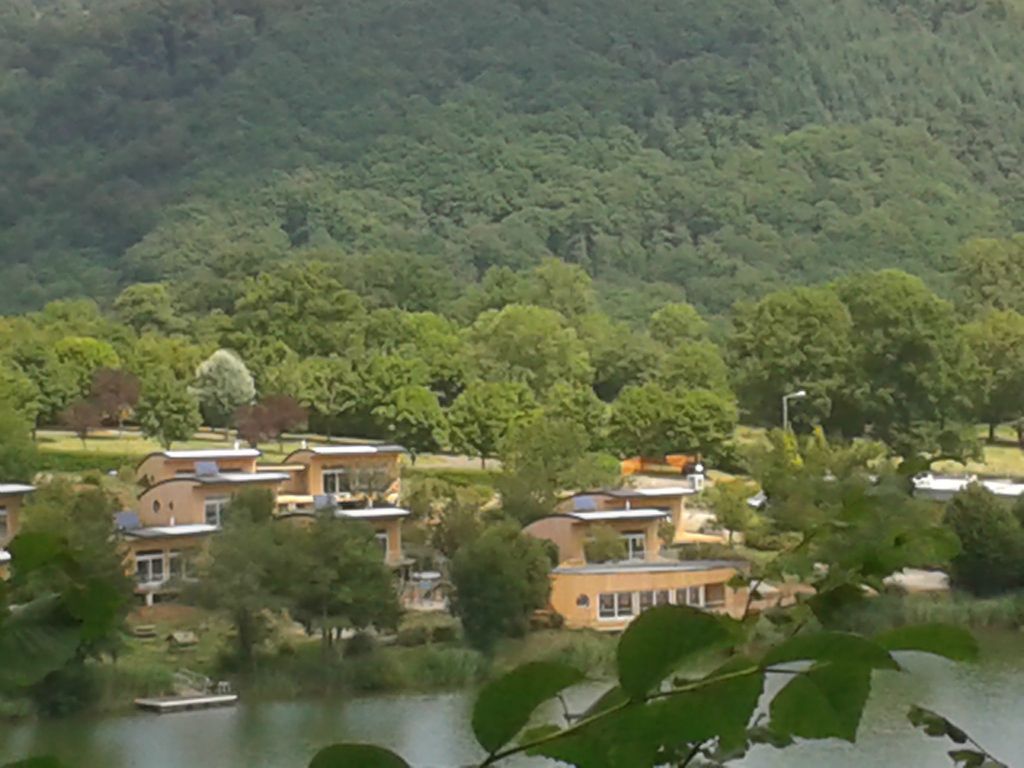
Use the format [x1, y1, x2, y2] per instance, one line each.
[448, 381, 536, 468]
[192, 349, 256, 433]
[136, 369, 202, 448]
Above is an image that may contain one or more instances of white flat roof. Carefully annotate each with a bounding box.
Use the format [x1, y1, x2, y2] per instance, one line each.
[126, 524, 220, 538]
[609, 486, 697, 498]
[913, 474, 1024, 498]
[161, 449, 261, 460]
[338, 507, 410, 519]
[569, 509, 670, 522]
[305, 445, 405, 456]
[0, 484, 35, 496]
[196, 471, 290, 484]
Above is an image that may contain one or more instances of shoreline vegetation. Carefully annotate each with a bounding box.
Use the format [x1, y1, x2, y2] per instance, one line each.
[1, 589, 1022, 723]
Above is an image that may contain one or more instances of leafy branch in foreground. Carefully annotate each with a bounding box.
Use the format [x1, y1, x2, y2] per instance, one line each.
[907, 705, 1008, 768]
[308, 605, 980, 768]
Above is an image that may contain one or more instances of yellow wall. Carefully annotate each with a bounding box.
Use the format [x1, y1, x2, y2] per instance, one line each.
[137, 479, 283, 526]
[549, 566, 745, 630]
[285, 451, 401, 497]
[523, 515, 664, 564]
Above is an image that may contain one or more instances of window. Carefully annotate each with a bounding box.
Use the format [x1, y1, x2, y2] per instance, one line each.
[599, 593, 616, 619]
[638, 591, 655, 613]
[152, 500, 161, 514]
[688, 586, 704, 606]
[375, 532, 389, 558]
[322, 469, 352, 494]
[622, 531, 646, 560]
[705, 583, 726, 607]
[655, 590, 671, 606]
[0, 507, 7, 541]
[615, 592, 634, 617]
[576, 595, 590, 607]
[135, 551, 165, 585]
[204, 496, 230, 527]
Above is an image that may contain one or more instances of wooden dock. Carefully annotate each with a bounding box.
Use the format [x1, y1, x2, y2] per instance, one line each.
[134, 694, 238, 713]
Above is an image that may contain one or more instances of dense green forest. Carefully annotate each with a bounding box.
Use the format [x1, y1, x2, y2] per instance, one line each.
[3, 0, 1024, 313]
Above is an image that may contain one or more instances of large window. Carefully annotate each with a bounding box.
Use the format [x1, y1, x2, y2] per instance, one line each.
[204, 496, 230, 527]
[598, 592, 636, 620]
[705, 583, 726, 607]
[598, 593, 616, 619]
[322, 469, 352, 495]
[638, 591, 655, 613]
[135, 550, 165, 585]
[622, 531, 646, 560]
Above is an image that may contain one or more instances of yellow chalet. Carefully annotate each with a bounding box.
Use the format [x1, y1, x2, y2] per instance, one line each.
[524, 508, 745, 631]
[127, 451, 289, 604]
[271, 444, 405, 512]
[0, 483, 35, 575]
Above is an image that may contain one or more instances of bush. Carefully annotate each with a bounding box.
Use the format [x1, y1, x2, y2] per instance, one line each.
[944, 485, 1024, 596]
[31, 662, 99, 717]
[36, 451, 139, 474]
[584, 524, 628, 563]
[344, 631, 378, 657]
[396, 625, 430, 647]
[430, 624, 459, 643]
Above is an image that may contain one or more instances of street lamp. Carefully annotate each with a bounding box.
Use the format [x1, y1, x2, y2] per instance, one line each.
[782, 389, 807, 432]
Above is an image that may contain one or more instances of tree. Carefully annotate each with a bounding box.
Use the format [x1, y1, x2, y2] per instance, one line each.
[51, 337, 120, 404]
[295, 356, 358, 439]
[449, 522, 551, 651]
[59, 399, 103, 446]
[261, 394, 307, 449]
[136, 369, 202, 448]
[448, 381, 537, 467]
[956, 235, 1024, 315]
[963, 310, 1024, 442]
[194, 489, 280, 666]
[280, 513, 401, 652]
[647, 302, 709, 346]
[944, 484, 1024, 596]
[0, 402, 38, 482]
[89, 368, 140, 434]
[653, 339, 731, 395]
[113, 283, 179, 334]
[728, 286, 852, 429]
[467, 305, 593, 395]
[833, 270, 974, 450]
[192, 349, 256, 434]
[706, 480, 756, 545]
[0, 365, 41, 429]
[372, 385, 448, 462]
[234, 403, 274, 448]
[609, 383, 738, 460]
[498, 415, 620, 523]
[541, 382, 608, 449]
[583, 524, 628, 563]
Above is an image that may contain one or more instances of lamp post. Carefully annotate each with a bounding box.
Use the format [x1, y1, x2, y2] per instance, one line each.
[782, 389, 807, 432]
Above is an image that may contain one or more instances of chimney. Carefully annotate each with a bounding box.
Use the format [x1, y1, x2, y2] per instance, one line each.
[233, 440, 240, 450]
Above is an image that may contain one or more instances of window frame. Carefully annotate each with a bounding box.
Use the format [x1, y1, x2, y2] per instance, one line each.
[622, 531, 646, 561]
[204, 495, 230, 527]
[135, 550, 165, 585]
[704, 582, 726, 607]
[322, 468, 352, 495]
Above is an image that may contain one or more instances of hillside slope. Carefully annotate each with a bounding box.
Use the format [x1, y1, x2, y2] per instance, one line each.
[2, 0, 1023, 313]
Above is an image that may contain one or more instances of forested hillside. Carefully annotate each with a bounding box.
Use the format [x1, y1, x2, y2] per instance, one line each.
[2, 0, 1024, 313]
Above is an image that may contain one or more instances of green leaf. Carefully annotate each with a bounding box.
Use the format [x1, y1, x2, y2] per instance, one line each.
[6, 534, 67, 576]
[762, 631, 898, 671]
[805, 584, 866, 626]
[582, 685, 628, 718]
[948, 750, 986, 768]
[908, 705, 969, 743]
[472, 661, 583, 754]
[770, 661, 871, 741]
[65, 581, 126, 643]
[875, 624, 978, 661]
[616, 605, 735, 699]
[0, 596, 81, 690]
[308, 744, 410, 768]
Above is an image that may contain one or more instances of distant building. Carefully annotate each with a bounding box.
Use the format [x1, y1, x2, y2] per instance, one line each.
[557, 482, 702, 544]
[0, 483, 35, 576]
[523, 508, 746, 630]
[912, 473, 1024, 503]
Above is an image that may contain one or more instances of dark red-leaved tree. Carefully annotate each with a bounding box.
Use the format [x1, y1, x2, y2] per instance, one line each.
[261, 394, 308, 450]
[61, 399, 103, 446]
[90, 368, 140, 435]
[234, 404, 273, 448]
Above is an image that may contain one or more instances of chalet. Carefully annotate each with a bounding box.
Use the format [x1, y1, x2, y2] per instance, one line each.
[524, 508, 745, 630]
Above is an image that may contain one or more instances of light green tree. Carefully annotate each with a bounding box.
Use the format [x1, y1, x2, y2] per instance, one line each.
[964, 310, 1024, 442]
[372, 384, 448, 462]
[192, 349, 255, 433]
[647, 302, 709, 346]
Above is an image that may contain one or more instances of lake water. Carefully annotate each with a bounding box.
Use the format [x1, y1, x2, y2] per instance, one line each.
[2, 637, 1024, 768]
